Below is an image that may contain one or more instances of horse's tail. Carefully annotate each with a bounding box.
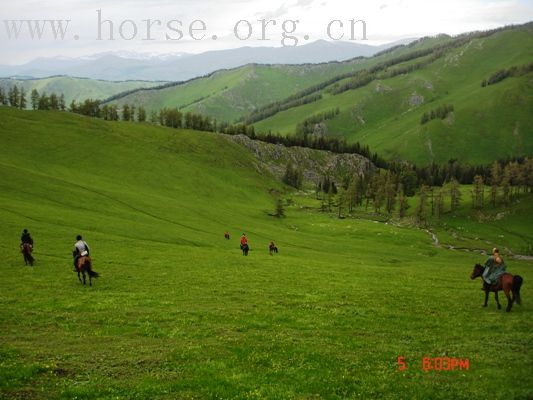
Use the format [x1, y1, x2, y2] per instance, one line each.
[85, 259, 99, 278]
[512, 275, 523, 305]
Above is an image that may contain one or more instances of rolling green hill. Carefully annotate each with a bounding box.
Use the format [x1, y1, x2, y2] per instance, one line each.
[1, 107, 532, 398]
[105, 36, 455, 124]
[0, 76, 164, 105]
[251, 24, 533, 164]
[106, 63, 365, 123]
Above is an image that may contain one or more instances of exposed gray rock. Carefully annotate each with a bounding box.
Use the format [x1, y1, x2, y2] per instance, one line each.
[375, 82, 392, 93]
[409, 91, 425, 106]
[224, 134, 375, 185]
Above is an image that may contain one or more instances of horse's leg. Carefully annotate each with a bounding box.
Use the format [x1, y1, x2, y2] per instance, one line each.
[504, 285, 513, 312]
[494, 291, 501, 310]
[77, 271, 82, 283]
[483, 290, 489, 307]
[82, 271, 86, 285]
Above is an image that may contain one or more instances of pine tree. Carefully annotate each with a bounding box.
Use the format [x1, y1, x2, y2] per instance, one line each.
[100, 105, 109, 120]
[507, 162, 520, 199]
[149, 110, 158, 124]
[384, 171, 397, 214]
[398, 185, 408, 219]
[59, 94, 66, 111]
[372, 172, 386, 213]
[327, 182, 335, 212]
[137, 106, 146, 122]
[501, 166, 511, 206]
[337, 188, 347, 218]
[448, 178, 461, 212]
[0, 87, 5, 105]
[490, 161, 502, 207]
[69, 100, 77, 113]
[109, 105, 119, 121]
[19, 88, 27, 109]
[50, 93, 59, 110]
[346, 176, 358, 213]
[471, 175, 484, 209]
[523, 158, 533, 193]
[9, 85, 20, 107]
[434, 188, 444, 219]
[282, 161, 303, 189]
[415, 185, 429, 226]
[274, 198, 285, 218]
[38, 93, 50, 110]
[30, 89, 39, 110]
[122, 104, 130, 121]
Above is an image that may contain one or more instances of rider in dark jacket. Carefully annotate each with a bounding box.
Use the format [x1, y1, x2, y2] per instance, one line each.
[20, 229, 33, 246]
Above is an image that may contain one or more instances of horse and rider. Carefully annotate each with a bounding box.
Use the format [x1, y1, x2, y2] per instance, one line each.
[236, 233, 279, 256]
[269, 241, 278, 255]
[20, 228, 34, 266]
[72, 234, 99, 285]
[470, 247, 523, 312]
[240, 233, 249, 256]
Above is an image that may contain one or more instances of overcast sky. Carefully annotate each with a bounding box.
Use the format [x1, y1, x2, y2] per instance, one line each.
[2, 0, 532, 64]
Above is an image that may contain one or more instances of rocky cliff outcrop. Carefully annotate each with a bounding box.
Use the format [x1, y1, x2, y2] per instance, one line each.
[225, 134, 375, 185]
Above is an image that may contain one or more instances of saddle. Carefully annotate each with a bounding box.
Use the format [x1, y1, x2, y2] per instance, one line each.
[483, 278, 502, 292]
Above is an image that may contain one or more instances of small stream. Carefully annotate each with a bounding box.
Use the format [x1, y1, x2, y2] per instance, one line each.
[425, 229, 533, 260]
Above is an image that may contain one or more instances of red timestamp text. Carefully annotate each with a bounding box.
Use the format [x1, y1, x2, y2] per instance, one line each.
[397, 356, 469, 372]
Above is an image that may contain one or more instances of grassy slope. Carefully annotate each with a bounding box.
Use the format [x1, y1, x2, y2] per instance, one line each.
[0, 108, 532, 399]
[0, 76, 163, 104]
[106, 37, 454, 124]
[252, 26, 533, 164]
[108, 63, 366, 123]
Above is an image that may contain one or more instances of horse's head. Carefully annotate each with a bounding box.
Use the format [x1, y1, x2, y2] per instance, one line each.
[470, 263, 484, 280]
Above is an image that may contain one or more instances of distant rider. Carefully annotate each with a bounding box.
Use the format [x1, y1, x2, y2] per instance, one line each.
[269, 241, 278, 255]
[482, 247, 506, 289]
[20, 229, 33, 246]
[73, 235, 90, 272]
[240, 233, 248, 247]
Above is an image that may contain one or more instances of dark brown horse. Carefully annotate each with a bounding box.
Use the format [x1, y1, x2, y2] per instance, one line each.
[470, 264, 523, 312]
[21, 243, 34, 266]
[76, 256, 99, 286]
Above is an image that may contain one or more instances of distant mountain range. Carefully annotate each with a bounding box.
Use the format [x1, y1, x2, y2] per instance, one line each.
[106, 23, 533, 164]
[0, 39, 415, 81]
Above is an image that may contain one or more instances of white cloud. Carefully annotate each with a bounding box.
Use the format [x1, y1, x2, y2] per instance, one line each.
[256, 4, 290, 20]
[1, 0, 532, 64]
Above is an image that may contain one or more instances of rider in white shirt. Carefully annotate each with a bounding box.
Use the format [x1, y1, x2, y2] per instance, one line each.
[73, 234, 90, 271]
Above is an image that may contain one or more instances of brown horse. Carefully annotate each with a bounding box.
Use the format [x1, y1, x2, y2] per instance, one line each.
[21, 243, 34, 266]
[76, 256, 99, 286]
[470, 264, 523, 312]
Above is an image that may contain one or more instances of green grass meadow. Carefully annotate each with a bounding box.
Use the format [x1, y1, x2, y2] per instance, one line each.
[1, 108, 532, 399]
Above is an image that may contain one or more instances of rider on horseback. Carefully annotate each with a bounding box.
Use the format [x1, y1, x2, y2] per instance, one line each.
[73, 235, 90, 272]
[482, 247, 506, 289]
[240, 233, 249, 255]
[20, 229, 33, 246]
